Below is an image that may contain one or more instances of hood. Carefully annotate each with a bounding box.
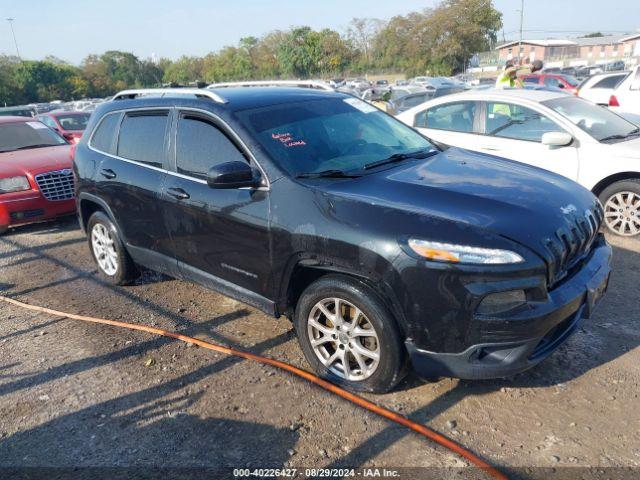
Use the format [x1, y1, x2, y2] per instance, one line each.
[0, 145, 72, 178]
[606, 135, 640, 158]
[320, 147, 601, 265]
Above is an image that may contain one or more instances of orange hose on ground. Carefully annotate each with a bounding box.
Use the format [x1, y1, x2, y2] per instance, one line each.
[0, 295, 508, 480]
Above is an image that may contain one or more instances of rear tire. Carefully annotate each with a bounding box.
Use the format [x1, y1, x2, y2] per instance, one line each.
[87, 211, 138, 285]
[294, 274, 407, 393]
[599, 179, 640, 237]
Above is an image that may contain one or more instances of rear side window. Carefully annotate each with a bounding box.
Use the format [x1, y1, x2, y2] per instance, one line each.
[631, 69, 640, 91]
[592, 75, 626, 89]
[91, 113, 121, 155]
[117, 112, 169, 168]
[415, 101, 476, 133]
[176, 114, 247, 180]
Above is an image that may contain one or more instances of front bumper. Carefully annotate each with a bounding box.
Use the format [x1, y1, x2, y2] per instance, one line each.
[406, 240, 612, 380]
[0, 190, 76, 230]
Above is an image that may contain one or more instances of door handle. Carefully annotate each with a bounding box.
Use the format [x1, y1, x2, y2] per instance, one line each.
[167, 187, 190, 200]
[100, 168, 116, 179]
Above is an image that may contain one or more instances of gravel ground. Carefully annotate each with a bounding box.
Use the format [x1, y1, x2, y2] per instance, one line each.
[0, 217, 638, 479]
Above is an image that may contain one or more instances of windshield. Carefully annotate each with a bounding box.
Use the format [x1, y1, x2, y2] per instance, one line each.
[55, 113, 91, 131]
[0, 121, 68, 153]
[543, 96, 638, 142]
[236, 97, 436, 176]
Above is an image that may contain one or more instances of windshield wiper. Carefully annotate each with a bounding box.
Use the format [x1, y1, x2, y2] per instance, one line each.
[600, 128, 640, 143]
[295, 169, 361, 179]
[363, 149, 437, 170]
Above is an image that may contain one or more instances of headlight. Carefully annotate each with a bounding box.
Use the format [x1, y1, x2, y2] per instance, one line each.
[408, 239, 524, 264]
[0, 176, 30, 194]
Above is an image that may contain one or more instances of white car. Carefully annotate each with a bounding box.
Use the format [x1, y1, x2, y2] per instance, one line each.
[397, 89, 640, 236]
[609, 65, 640, 116]
[578, 71, 629, 106]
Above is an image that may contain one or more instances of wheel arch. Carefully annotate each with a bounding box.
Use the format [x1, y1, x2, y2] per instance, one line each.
[78, 193, 123, 239]
[278, 258, 408, 337]
[591, 172, 640, 197]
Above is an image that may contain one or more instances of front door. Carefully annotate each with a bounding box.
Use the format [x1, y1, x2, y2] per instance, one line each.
[477, 101, 579, 181]
[162, 110, 272, 303]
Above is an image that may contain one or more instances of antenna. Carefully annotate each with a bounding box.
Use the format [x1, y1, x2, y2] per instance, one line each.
[6, 18, 21, 60]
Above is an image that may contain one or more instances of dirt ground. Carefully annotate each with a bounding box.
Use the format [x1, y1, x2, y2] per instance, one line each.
[0, 217, 638, 479]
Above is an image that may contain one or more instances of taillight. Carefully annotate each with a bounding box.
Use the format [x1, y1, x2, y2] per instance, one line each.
[609, 95, 620, 107]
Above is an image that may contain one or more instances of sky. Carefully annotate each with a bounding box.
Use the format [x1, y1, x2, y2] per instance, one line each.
[1, 0, 639, 64]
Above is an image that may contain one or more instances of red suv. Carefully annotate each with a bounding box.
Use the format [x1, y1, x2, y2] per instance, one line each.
[522, 74, 580, 93]
[37, 111, 91, 144]
[0, 116, 76, 234]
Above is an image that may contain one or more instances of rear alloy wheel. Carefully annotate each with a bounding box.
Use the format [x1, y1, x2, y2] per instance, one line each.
[87, 211, 138, 285]
[91, 223, 118, 275]
[600, 180, 640, 237]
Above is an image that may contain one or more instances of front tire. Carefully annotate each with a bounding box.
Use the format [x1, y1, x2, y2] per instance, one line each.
[87, 211, 138, 285]
[294, 275, 407, 393]
[599, 180, 640, 237]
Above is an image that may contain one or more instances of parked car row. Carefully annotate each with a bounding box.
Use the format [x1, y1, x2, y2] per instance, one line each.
[397, 88, 640, 236]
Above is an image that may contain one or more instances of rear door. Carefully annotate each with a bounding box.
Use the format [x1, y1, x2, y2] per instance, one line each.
[162, 109, 272, 302]
[412, 100, 482, 150]
[477, 101, 579, 180]
[92, 109, 176, 271]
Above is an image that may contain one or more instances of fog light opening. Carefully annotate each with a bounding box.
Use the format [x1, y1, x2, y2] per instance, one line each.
[477, 290, 527, 315]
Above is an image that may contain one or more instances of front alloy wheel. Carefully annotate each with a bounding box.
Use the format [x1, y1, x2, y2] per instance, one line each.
[603, 191, 640, 236]
[294, 275, 407, 393]
[307, 297, 380, 381]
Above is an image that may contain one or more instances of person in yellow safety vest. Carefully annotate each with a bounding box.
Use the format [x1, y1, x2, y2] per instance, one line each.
[495, 60, 522, 89]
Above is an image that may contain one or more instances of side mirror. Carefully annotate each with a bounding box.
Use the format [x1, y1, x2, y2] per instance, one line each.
[207, 161, 261, 189]
[542, 131, 573, 147]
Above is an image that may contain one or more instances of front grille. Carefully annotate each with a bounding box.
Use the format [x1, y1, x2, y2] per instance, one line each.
[35, 169, 75, 201]
[543, 205, 603, 286]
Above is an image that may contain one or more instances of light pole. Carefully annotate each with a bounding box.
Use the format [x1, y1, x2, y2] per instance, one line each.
[6, 17, 21, 60]
[518, 0, 525, 59]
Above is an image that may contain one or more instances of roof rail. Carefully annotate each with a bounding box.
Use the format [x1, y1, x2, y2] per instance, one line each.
[207, 80, 334, 92]
[111, 88, 226, 104]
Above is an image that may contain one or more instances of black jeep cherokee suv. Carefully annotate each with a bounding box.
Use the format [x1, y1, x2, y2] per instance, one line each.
[73, 87, 611, 393]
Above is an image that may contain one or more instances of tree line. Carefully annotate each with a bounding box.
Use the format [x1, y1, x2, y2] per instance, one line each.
[0, 0, 502, 105]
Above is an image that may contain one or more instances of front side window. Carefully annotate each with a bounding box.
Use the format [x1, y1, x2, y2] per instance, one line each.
[543, 96, 638, 142]
[236, 97, 435, 176]
[0, 121, 67, 153]
[415, 101, 476, 133]
[485, 102, 561, 142]
[176, 114, 247, 180]
[117, 111, 169, 168]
